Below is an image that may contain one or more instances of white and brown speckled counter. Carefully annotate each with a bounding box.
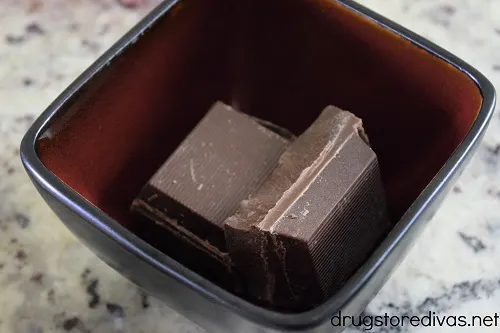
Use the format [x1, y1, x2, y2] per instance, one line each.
[0, 1, 499, 332]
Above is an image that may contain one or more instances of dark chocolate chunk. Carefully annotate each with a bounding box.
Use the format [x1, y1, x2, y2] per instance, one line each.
[224, 106, 390, 310]
[132, 101, 289, 260]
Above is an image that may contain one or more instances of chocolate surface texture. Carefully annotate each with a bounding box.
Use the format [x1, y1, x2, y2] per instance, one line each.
[132, 102, 290, 264]
[224, 106, 390, 309]
[132, 102, 390, 310]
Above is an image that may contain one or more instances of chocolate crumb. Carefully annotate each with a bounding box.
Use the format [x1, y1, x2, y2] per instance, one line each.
[13, 212, 30, 228]
[15, 250, 27, 261]
[452, 186, 462, 193]
[30, 272, 44, 284]
[5, 34, 24, 44]
[26, 23, 44, 35]
[62, 317, 80, 331]
[86, 279, 100, 308]
[7, 167, 15, 175]
[106, 303, 125, 317]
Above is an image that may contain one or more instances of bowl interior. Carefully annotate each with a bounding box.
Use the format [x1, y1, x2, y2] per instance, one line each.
[36, 0, 482, 304]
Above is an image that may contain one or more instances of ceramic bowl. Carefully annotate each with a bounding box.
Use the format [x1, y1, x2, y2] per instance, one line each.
[21, 0, 496, 332]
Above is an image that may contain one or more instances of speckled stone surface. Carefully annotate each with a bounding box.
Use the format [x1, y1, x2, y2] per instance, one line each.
[0, 0, 499, 332]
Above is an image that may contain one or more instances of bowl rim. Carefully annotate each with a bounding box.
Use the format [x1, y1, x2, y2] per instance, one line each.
[20, 0, 496, 330]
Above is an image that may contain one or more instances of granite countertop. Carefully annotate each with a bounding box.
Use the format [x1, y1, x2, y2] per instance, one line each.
[0, 0, 499, 332]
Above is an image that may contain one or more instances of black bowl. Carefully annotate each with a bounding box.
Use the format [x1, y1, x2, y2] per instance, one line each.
[21, 0, 495, 332]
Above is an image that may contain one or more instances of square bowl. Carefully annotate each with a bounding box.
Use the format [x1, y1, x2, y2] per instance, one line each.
[21, 0, 495, 332]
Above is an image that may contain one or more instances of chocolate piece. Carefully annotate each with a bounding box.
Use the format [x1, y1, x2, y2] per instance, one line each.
[131, 101, 290, 262]
[224, 106, 390, 310]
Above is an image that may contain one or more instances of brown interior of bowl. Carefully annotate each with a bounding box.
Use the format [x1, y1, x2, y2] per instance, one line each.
[37, 0, 482, 300]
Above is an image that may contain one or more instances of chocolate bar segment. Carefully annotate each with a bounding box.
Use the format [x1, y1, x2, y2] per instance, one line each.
[132, 101, 290, 260]
[224, 106, 390, 310]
